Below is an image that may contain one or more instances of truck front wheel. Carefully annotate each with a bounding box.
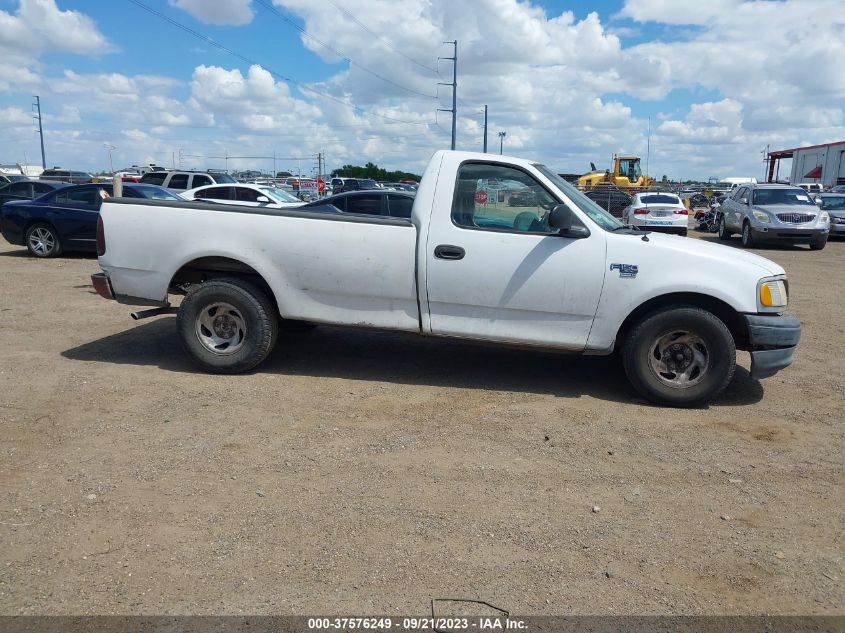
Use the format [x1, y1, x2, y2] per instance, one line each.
[177, 278, 278, 374]
[622, 307, 736, 407]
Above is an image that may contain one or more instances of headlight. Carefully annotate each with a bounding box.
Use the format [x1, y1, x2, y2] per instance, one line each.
[758, 277, 788, 312]
[819, 211, 830, 223]
[752, 210, 770, 223]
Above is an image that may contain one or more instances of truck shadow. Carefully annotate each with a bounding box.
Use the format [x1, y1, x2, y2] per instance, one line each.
[61, 317, 763, 407]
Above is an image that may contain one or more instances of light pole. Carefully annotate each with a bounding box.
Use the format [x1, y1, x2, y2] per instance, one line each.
[498, 131, 506, 155]
[103, 143, 116, 173]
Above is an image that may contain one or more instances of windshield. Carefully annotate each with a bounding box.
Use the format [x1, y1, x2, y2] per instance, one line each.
[359, 179, 377, 189]
[752, 188, 815, 206]
[130, 185, 181, 200]
[260, 187, 299, 203]
[640, 194, 681, 205]
[213, 173, 236, 184]
[533, 164, 622, 231]
[821, 195, 845, 210]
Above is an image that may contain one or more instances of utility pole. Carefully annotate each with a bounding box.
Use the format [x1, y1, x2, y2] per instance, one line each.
[483, 105, 488, 153]
[437, 40, 457, 150]
[498, 131, 507, 155]
[32, 95, 46, 169]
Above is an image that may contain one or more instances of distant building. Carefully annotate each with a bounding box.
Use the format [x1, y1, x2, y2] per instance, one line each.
[767, 141, 845, 187]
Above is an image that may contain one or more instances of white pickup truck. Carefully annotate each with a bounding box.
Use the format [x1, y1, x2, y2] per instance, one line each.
[91, 150, 800, 406]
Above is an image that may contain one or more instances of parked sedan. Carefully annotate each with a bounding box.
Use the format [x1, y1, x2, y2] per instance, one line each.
[0, 180, 66, 208]
[0, 183, 180, 257]
[0, 174, 31, 185]
[819, 193, 845, 237]
[298, 190, 415, 219]
[181, 183, 304, 208]
[622, 192, 689, 236]
[718, 183, 830, 250]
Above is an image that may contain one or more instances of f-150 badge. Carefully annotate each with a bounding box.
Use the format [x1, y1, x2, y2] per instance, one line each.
[610, 263, 638, 279]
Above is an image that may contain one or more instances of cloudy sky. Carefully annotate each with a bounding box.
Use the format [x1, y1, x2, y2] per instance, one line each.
[0, 0, 843, 179]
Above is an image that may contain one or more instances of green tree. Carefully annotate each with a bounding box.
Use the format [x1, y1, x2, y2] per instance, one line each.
[333, 162, 421, 182]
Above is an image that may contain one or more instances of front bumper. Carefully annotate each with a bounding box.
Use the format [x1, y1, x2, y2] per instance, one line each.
[743, 313, 802, 379]
[751, 225, 828, 242]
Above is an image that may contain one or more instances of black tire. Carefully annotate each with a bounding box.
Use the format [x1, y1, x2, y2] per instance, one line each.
[680, 228, 688, 237]
[177, 277, 278, 373]
[622, 306, 736, 407]
[25, 222, 62, 258]
[809, 236, 827, 251]
[718, 216, 731, 241]
[741, 221, 754, 248]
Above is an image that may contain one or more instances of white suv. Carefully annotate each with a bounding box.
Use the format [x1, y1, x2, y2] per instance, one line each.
[139, 170, 237, 194]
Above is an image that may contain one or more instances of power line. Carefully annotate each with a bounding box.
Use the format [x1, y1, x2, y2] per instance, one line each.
[125, 0, 433, 127]
[253, 0, 437, 100]
[322, 0, 439, 75]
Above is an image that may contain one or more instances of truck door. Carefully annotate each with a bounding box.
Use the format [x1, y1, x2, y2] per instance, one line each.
[423, 160, 606, 350]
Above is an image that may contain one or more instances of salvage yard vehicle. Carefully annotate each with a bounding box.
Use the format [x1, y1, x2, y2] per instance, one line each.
[299, 190, 415, 219]
[91, 150, 801, 407]
[0, 180, 66, 208]
[182, 183, 304, 208]
[1, 183, 180, 257]
[818, 193, 845, 237]
[718, 183, 830, 250]
[622, 192, 689, 236]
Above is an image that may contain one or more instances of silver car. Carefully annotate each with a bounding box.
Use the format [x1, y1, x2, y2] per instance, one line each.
[718, 183, 830, 250]
[819, 193, 845, 237]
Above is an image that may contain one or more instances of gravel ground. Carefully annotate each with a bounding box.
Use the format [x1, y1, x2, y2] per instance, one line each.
[0, 232, 843, 616]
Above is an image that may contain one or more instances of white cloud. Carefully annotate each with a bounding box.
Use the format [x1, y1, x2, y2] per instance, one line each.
[169, 0, 254, 26]
[0, 0, 112, 57]
[1, 0, 843, 181]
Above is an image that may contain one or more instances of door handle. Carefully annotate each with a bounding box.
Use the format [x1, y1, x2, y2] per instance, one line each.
[434, 244, 465, 260]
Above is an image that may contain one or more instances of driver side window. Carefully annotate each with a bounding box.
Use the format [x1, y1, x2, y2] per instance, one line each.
[451, 163, 559, 234]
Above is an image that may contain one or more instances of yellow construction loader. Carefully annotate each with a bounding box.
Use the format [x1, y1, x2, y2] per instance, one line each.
[577, 154, 654, 191]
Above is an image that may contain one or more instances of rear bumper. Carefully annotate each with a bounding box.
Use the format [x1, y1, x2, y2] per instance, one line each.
[743, 313, 802, 379]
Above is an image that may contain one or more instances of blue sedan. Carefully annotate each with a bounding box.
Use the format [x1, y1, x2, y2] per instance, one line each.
[0, 183, 180, 257]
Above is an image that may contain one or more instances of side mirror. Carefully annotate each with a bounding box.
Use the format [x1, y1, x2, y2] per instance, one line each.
[549, 204, 589, 238]
[256, 196, 270, 203]
[740, 197, 749, 204]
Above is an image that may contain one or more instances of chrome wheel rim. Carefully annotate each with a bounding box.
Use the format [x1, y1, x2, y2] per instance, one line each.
[195, 302, 246, 355]
[647, 329, 710, 389]
[28, 228, 54, 255]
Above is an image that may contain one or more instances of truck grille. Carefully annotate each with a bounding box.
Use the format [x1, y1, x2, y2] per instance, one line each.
[777, 213, 815, 224]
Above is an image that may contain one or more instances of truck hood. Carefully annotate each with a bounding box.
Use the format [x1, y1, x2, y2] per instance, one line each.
[633, 232, 785, 276]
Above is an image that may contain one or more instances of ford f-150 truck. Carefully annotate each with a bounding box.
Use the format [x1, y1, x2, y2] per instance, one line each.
[91, 151, 801, 406]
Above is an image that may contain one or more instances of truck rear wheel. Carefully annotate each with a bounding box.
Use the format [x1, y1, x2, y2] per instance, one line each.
[177, 278, 278, 373]
[622, 306, 736, 407]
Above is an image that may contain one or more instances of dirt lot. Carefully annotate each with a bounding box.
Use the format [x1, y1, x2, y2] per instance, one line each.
[0, 233, 843, 616]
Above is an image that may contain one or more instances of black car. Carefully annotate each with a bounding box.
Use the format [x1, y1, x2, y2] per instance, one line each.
[0, 174, 31, 185]
[299, 190, 414, 219]
[584, 187, 632, 218]
[1, 183, 180, 257]
[39, 168, 95, 184]
[0, 180, 66, 208]
[330, 177, 380, 194]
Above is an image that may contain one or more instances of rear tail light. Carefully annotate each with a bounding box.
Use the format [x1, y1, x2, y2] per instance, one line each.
[633, 208, 648, 215]
[96, 215, 106, 256]
[673, 209, 689, 215]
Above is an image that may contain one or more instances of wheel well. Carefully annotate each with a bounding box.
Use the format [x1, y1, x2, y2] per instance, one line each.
[169, 257, 276, 306]
[616, 293, 748, 350]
